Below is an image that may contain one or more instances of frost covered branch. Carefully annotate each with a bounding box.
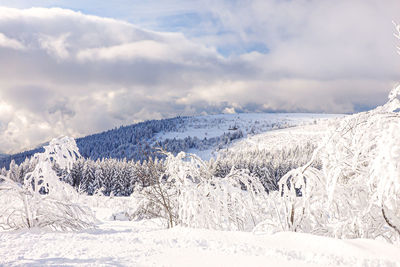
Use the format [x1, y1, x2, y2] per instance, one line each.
[264, 85, 400, 241]
[133, 149, 268, 231]
[382, 205, 400, 236]
[0, 137, 95, 231]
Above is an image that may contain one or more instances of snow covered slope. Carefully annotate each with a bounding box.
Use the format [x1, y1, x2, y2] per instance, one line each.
[154, 113, 340, 160]
[1, 219, 399, 266]
[0, 113, 340, 169]
[222, 116, 341, 155]
[155, 113, 338, 140]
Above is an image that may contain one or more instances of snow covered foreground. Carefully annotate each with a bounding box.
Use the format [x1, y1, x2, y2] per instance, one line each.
[1, 116, 400, 266]
[1, 218, 399, 267]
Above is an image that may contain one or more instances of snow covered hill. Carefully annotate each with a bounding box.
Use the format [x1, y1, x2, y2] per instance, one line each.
[154, 113, 340, 160]
[221, 117, 339, 156]
[0, 113, 340, 169]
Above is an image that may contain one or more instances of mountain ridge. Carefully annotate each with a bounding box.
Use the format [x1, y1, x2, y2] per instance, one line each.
[0, 113, 339, 169]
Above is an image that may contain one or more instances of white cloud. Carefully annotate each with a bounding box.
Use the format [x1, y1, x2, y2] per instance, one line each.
[38, 33, 70, 60]
[0, 32, 25, 50]
[223, 107, 236, 114]
[0, 4, 399, 153]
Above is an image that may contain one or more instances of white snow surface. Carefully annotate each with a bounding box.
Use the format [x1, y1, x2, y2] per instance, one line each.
[226, 118, 338, 154]
[1, 217, 399, 267]
[157, 113, 340, 140]
[155, 113, 342, 160]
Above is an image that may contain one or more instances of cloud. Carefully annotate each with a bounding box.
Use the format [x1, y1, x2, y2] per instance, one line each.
[38, 33, 70, 59]
[0, 32, 25, 50]
[0, 3, 399, 153]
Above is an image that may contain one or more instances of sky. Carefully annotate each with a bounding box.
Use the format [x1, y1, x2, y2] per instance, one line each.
[0, 0, 399, 153]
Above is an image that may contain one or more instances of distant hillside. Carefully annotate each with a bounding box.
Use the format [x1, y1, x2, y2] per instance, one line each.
[0, 116, 182, 169]
[0, 113, 338, 169]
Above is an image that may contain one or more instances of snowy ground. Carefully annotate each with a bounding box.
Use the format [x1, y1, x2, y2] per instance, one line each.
[156, 113, 340, 141]
[225, 117, 340, 154]
[155, 113, 342, 160]
[1, 218, 399, 267]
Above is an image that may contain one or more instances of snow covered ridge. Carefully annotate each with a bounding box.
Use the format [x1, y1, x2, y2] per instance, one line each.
[153, 113, 340, 159]
[0, 112, 339, 169]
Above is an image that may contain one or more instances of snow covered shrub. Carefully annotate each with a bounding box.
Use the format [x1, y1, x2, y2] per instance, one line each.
[258, 86, 400, 241]
[130, 157, 176, 225]
[253, 164, 328, 234]
[0, 137, 95, 231]
[305, 25, 400, 240]
[254, 83, 400, 241]
[277, 166, 325, 232]
[317, 86, 400, 241]
[135, 150, 268, 231]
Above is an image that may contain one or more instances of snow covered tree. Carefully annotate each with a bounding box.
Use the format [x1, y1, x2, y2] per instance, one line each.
[81, 160, 97, 195]
[71, 159, 84, 188]
[0, 136, 95, 231]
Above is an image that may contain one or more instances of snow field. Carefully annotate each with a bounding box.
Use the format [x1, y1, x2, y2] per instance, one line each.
[225, 118, 340, 154]
[155, 113, 339, 141]
[154, 113, 341, 160]
[1, 218, 399, 267]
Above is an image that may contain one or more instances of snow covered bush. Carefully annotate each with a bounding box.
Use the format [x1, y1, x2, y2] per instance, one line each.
[129, 157, 175, 225]
[134, 150, 268, 231]
[253, 164, 327, 235]
[256, 86, 400, 241]
[318, 86, 400, 241]
[0, 137, 95, 231]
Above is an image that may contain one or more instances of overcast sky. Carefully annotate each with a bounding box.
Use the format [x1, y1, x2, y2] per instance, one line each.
[0, 0, 399, 153]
